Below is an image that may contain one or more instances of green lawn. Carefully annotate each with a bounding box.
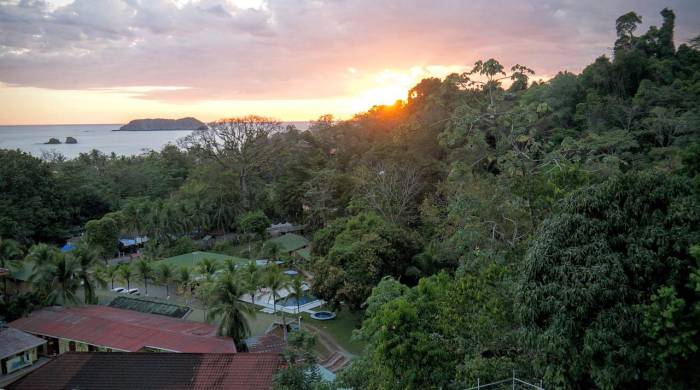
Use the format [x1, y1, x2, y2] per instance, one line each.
[161, 251, 251, 271]
[301, 306, 366, 355]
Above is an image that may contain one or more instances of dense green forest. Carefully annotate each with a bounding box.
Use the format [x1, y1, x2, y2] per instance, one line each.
[1, 8, 700, 389]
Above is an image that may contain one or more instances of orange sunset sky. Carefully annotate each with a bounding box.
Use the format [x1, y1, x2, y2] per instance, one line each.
[1, 0, 698, 125]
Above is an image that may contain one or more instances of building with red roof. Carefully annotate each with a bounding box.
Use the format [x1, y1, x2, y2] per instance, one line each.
[9, 305, 235, 354]
[8, 352, 282, 390]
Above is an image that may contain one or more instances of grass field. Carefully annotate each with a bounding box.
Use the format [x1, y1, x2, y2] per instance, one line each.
[302, 306, 366, 355]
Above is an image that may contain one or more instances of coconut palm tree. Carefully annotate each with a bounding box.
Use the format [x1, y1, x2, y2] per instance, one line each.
[118, 263, 134, 291]
[103, 265, 119, 290]
[208, 273, 254, 351]
[176, 266, 193, 304]
[0, 237, 22, 295]
[24, 243, 57, 266]
[243, 261, 261, 305]
[262, 241, 283, 261]
[290, 276, 305, 315]
[30, 252, 81, 306]
[156, 262, 174, 298]
[196, 258, 218, 278]
[264, 265, 288, 314]
[135, 259, 154, 296]
[72, 244, 105, 304]
[195, 276, 216, 319]
[222, 258, 238, 277]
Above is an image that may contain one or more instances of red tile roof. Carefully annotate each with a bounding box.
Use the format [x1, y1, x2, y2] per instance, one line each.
[246, 333, 287, 354]
[9, 352, 283, 390]
[10, 305, 235, 353]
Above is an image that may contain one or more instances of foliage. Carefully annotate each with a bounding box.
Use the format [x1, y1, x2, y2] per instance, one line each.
[239, 210, 270, 240]
[273, 331, 332, 390]
[207, 273, 255, 351]
[84, 216, 119, 259]
[311, 212, 422, 310]
[0, 150, 67, 242]
[1, 7, 699, 387]
[517, 173, 700, 388]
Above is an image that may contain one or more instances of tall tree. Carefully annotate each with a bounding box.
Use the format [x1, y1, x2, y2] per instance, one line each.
[155, 262, 174, 298]
[243, 260, 262, 305]
[85, 216, 119, 261]
[0, 237, 22, 295]
[134, 259, 154, 296]
[118, 263, 133, 291]
[181, 115, 282, 208]
[30, 252, 81, 306]
[196, 258, 218, 278]
[207, 273, 254, 351]
[517, 173, 700, 389]
[72, 244, 104, 304]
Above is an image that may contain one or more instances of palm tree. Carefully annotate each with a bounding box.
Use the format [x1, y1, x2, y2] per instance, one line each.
[208, 273, 254, 351]
[176, 266, 192, 304]
[195, 277, 216, 319]
[156, 262, 174, 298]
[30, 253, 81, 306]
[243, 261, 261, 305]
[262, 241, 283, 261]
[135, 259, 154, 296]
[118, 263, 133, 291]
[264, 265, 288, 315]
[103, 265, 119, 290]
[0, 237, 22, 295]
[196, 258, 218, 278]
[222, 258, 238, 277]
[24, 243, 57, 266]
[72, 244, 104, 304]
[290, 276, 305, 315]
[265, 265, 290, 340]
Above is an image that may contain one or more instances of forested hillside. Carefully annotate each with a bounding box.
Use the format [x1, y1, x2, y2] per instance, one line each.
[1, 8, 699, 389]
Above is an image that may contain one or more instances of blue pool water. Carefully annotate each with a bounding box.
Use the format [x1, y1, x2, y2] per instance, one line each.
[280, 294, 318, 307]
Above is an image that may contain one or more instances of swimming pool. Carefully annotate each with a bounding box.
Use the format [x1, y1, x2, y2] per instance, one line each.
[279, 294, 318, 307]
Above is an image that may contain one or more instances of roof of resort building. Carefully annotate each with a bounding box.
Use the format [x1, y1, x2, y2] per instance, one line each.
[267, 222, 306, 235]
[245, 334, 287, 354]
[8, 352, 283, 390]
[162, 251, 250, 270]
[10, 305, 236, 353]
[0, 328, 46, 360]
[267, 233, 310, 253]
[296, 247, 311, 261]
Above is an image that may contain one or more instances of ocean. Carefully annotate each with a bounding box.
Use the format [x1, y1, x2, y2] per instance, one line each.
[0, 122, 310, 159]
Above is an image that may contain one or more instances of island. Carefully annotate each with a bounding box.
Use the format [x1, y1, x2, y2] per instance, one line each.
[45, 138, 61, 144]
[117, 117, 207, 131]
[65, 137, 78, 144]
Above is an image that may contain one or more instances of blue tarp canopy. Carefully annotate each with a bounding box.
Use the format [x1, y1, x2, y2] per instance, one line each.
[60, 243, 76, 253]
[119, 238, 137, 246]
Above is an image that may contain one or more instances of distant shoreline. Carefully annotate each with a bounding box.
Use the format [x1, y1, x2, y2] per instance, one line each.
[111, 129, 199, 132]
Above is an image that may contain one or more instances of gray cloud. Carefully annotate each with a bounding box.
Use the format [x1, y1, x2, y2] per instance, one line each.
[0, 0, 698, 101]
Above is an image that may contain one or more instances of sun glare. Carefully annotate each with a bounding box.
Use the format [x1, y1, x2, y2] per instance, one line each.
[347, 65, 465, 112]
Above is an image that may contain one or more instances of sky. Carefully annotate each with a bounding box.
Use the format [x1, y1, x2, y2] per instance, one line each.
[0, 0, 698, 125]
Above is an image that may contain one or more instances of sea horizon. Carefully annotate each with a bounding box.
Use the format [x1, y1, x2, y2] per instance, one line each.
[0, 120, 313, 127]
[0, 121, 312, 159]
